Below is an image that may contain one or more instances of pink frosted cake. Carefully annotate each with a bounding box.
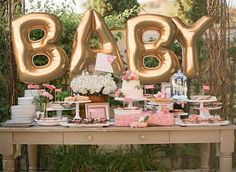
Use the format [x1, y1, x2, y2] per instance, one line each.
[148, 109, 175, 126]
[115, 110, 174, 127]
[114, 107, 143, 126]
[115, 113, 143, 127]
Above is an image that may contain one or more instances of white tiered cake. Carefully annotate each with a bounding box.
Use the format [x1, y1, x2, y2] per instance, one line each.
[121, 80, 143, 99]
[114, 71, 144, 125]
[117, 70, 144, 99]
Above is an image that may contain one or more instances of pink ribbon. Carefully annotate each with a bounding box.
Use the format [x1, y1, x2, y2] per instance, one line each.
[106, 55, 115, 64]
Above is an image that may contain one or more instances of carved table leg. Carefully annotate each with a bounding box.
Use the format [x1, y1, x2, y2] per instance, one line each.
[0, 133, 15, 172]
[200, 143, 210, 172]
[220, 130, 234, 172]
[28, 145, 38, 172]
[220, 152, 232, 172]
[2, 154, 15, 172]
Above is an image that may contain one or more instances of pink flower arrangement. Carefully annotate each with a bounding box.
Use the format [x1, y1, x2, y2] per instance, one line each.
[122, 70, 138, 81]
[114, 89, 125, 98]
[43, 83, 56, 90]
[27, 83, 56, 92]
[115, 89, 122, 97]
[28, 83, 60, 111]
[40, 91, 53, 100]
[129, 72, 138, 80]
[27, 84, 40, 89]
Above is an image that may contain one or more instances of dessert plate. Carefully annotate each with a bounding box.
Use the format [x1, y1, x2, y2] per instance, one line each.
[1, 120, 34, 127]
[35, 118, 67, 126]
[60, 122, 114, 128]
[193, 106, 222, 110]
[64, 100, 91, 104]
[175, 120, 230, 127]
[36, 120, 60, 126]
[115, 97, 147, 101]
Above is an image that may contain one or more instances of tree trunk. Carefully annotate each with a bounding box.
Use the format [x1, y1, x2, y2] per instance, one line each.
[205, 0, 234, 120]
[7, 0, 18, 106]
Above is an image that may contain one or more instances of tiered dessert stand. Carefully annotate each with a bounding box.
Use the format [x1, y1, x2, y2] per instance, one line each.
[186, 96, 219, 118]
[174, 96, 229, 126]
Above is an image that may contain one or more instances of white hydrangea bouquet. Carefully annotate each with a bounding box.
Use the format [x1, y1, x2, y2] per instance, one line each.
[70, 71, 117, 96]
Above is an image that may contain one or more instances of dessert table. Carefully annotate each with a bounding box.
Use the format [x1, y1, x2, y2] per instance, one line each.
[0, 125, 235, 172]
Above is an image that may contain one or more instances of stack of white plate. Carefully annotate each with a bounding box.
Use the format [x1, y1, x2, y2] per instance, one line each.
[11, 105, 36, 123]
[24, 89, 41, 97]
[18, 97, 34, 105]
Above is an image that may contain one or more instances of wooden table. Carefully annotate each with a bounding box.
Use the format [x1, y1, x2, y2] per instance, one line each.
[0, 125, 235, 172]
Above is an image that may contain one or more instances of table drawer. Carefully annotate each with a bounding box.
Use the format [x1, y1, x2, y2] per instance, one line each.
[64, 131, 169, 145]
[170, 130, 220, 143]
[13, 132, 63, 144]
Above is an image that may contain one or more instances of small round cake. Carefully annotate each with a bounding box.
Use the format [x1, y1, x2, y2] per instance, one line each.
[76, 95, 90, 101]
[64, 96, 76, 101]
[64, 96, 90, 102]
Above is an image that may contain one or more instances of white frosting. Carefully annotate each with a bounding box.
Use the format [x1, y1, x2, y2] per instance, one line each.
[121, 80, 143, 98]
[18, 97, 34, 105]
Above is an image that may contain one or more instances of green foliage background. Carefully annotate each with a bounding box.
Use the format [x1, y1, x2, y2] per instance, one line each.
[0, 0, 235, 171]
[87, 0, 140, 17]
[52, 144, 200, 172]
[0, 1, 12, 122]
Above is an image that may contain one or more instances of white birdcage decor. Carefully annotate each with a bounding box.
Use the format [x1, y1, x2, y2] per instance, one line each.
[170, 70, 188, 98]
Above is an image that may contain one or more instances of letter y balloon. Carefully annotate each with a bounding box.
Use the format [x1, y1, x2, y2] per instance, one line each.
[172, 16, 215, 78]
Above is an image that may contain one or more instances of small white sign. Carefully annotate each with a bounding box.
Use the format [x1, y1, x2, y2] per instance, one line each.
[95, 53, 116, 73]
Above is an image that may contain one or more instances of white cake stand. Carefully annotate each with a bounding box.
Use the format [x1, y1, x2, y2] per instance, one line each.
[186, 96, 218, 118]
[193, 106, 222, 111]
[64, 100, 91, 119]
[46, 107, 75, 118]
[115, 97, 146, 109]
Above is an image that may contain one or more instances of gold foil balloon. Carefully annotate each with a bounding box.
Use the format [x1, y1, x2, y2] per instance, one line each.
[70, 10, 124, 76]
[126, 14, 179, 84]
[12, 13, 69, 83]
[171, 16, 215, 78]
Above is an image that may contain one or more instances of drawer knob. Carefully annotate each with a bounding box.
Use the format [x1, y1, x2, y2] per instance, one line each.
[87, 135, 93, 141]
[140, 135, 146, 140]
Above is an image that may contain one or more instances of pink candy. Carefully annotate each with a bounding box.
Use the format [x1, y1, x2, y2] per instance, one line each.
[130, 122, 148, 128]
[115, 113, 143, 127]
[149, 112, 174, 126]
